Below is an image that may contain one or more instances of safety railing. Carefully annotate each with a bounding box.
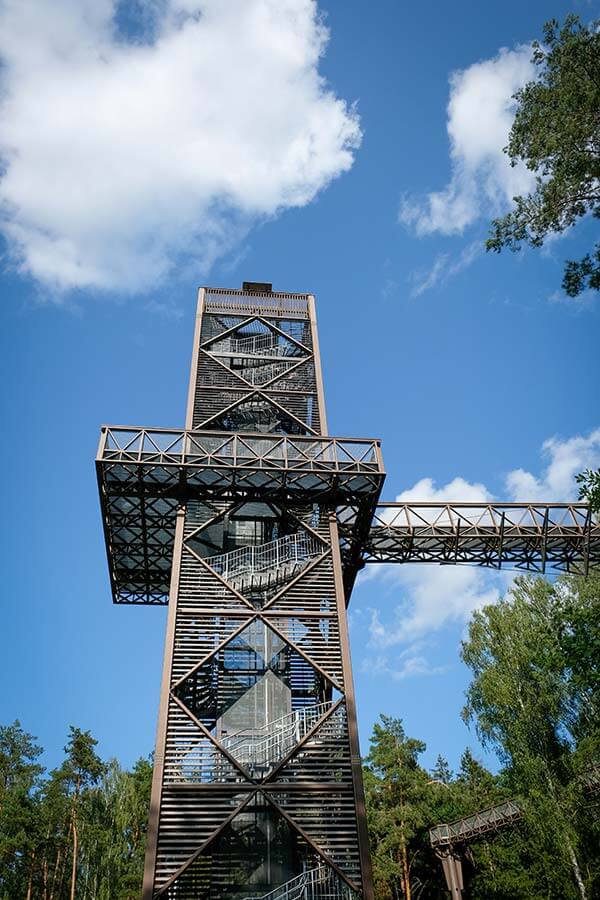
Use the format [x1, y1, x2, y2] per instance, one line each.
[241, 865, 358, 900]
[429, 800, 523, 848]
[230, 331, 299, 357]
[237, 361, 299, 386]
[97, 427, 383, 472]
[204, 532, 324, 592]
[204, 288, 310, 317]
[222, 701, 338, 772]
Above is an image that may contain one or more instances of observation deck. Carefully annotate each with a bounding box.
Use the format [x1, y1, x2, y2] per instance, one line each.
[96, 426, 384, 604]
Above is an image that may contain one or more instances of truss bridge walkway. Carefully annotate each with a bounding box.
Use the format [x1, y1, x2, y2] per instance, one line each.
[429, 799, 523, 849]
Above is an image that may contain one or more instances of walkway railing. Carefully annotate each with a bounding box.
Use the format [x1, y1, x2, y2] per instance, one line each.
[242, 865, 357, 900]
[429, 799, 523, 848]
[204, 532, 323, 592]
[222, 701, 338, 773]
[229, 331, 298, 357]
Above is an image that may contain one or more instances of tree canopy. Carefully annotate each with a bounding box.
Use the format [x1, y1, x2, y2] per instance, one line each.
[365, 573, 600, 900]
[486, 16, 600, 298]
[0, 724, 151, 899]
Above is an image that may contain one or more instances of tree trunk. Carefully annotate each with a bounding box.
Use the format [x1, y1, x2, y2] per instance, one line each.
[70, 815, 79, 900]
[567, 839, 587, 900]
[42, 855, 49, 900]
[25, 851, 36, 900]
[49, 846, 63, 900]
[401, 840, 412, 900]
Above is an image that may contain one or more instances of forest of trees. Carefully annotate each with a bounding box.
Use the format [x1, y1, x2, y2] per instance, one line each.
[365, 573, 600, 899]
[0, 726, 151, 899]
[1, 573, 598, 899]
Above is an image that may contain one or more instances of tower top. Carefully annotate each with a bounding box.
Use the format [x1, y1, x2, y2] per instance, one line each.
[242, 280, 272, 293]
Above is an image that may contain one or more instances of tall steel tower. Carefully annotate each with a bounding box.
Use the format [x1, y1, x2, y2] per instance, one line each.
[96, 283, 599, 900]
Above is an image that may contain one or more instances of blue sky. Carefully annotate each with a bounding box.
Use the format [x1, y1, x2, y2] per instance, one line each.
[1, 0, 599, 776]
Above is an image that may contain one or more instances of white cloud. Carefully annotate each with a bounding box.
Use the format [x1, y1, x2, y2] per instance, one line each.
[366, 564, 505, 647]
[362, 427, 600, 677]
[362, 474, 505, 654]
[410, 240, 481, 298]
[399, 45, 535, 236]
[361, 648, 446, 681]
[395, 475, 491, 505]
[0, 0, 361, 293]
[506, 428, 600, 501]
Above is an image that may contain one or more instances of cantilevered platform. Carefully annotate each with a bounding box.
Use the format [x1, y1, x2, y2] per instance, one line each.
[97, 426, 600, 605]
[96, 426, 384, 603]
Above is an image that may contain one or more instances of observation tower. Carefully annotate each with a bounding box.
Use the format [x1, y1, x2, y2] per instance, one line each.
[96, 283, 599, 900]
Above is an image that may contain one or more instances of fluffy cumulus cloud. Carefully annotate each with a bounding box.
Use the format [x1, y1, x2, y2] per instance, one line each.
[0, 0, 361, 293]
[362, 427, 600, 679]
[399, 45, 535, 236]
[507, 428, 600, 501]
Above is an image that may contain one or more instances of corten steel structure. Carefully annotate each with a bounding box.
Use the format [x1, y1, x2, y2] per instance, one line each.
[96, 283, 600, 900]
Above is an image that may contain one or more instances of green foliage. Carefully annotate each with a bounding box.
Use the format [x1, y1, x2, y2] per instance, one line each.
[364, 574, 600, 899]
[2, 572, 599, 899]
[0, 723, 151, 899]
[461, 574, 600, 898]
[0, 722, 43, 898]
[364, 716, 432, 899]
[486, 16, 600, 297]
[576, 468, 600, 514]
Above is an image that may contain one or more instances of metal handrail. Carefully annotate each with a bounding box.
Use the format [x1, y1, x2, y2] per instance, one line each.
[241, 865, 357, 900]
[237, 360, 299, 386]
[231, 332, 292, 357]
[204, 532, 323, 589]
[174, 702, 341, 784]
[221, 701, 338, 770]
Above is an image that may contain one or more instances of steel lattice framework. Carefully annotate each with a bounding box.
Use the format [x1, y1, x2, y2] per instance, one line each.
[96, 284, 600, 900]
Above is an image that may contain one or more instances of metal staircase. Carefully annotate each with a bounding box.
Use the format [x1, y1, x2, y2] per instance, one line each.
[242, 865, 357, 900]
[237, 359, 294, 386]
[176, 701, 340, 783]
[230, 332, 298, 358]
[221, 700, 339, 775]
[219, 398, 294, 433]
[205, 532, 323, 594]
